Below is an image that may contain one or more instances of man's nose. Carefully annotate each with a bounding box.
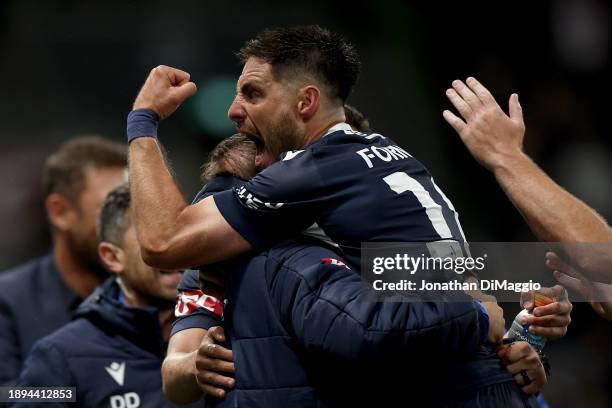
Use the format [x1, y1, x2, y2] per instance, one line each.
[228, 95, 246, 124]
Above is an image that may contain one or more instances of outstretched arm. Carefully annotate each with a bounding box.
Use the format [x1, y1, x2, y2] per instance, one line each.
[128, 65, 251, 269]
[443, 77, 612, 281]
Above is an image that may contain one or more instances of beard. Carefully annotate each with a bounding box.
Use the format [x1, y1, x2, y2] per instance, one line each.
[66, 230, 109, 279]
[118, 275, 177, 311]
[261, 110, 304, 162]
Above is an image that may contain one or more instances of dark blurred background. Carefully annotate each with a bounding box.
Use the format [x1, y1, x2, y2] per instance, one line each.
[0, 0, 610, 405]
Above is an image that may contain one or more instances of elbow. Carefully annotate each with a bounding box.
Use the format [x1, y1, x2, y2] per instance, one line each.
[139, 237, 171, 268]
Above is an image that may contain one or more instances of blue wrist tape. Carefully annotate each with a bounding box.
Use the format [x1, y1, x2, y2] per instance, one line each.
[475, 300, 490, 343]
[127, 109, 159, 143]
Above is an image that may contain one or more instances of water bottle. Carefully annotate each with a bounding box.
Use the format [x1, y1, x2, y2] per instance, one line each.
[505, 293, 553, 352]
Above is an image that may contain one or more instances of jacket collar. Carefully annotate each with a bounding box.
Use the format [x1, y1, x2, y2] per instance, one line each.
[76, 277, 168, 356]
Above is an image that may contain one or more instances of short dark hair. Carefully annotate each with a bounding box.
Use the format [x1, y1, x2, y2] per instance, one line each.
[43, 136, 127, 203]
[98, 183, 131, 246]
[344, 104, 370, 133]
[238, 25, 361, 102]
[201, 134, 256, 181]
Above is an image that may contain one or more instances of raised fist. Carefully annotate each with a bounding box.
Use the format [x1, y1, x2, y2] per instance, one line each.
[133, 65, 197, 120]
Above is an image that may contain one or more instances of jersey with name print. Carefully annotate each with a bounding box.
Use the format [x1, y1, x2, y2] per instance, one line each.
[213, 123, 466, 268]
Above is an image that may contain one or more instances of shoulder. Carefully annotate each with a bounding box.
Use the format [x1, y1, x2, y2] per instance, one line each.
[0, 256, 49, 300]
[32, 318, 97, 356]
[233, 148, 323, 205]
[258, 147, 320, 182]
[263, 241, 350, 275]
[0, 256, 46, 284]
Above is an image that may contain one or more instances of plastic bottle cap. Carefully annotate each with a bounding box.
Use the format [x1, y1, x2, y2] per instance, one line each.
[534, 292, 553, 307]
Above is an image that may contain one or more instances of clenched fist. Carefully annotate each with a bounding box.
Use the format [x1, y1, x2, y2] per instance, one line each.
[133, 65, 198, 120]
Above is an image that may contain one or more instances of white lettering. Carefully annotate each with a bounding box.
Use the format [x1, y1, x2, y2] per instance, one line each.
[387, 145, 410, 158]
[373, 257, 385, 274]
[356, 145, 412, 168]
[383, 146, 403, 160]
[371, 146, 392, 162]
[110, 393, 141, 408]
[356, 148, 374, 168]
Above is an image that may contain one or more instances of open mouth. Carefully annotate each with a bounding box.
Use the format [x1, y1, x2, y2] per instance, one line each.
[243, 131, 266, 158]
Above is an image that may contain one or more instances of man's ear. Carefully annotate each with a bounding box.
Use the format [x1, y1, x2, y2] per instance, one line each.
[45, 193, 78, 232]
[98, 242, 125, 275]
[297, 85, 321, 121]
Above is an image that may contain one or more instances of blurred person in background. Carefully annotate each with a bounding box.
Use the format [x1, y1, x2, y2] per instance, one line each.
[443, 77, 612, 321]
[15, 184, 200, 408]
[0, 136, 126, 385]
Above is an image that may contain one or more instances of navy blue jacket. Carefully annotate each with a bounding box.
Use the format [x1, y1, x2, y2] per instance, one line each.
[176, 240, 496, 407]
[0, 254, 80, 385]
[14, 277, 199, 408]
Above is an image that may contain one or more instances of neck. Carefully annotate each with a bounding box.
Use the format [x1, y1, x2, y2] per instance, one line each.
[304, 106, 346, 146]
[53, 235, 104, 299]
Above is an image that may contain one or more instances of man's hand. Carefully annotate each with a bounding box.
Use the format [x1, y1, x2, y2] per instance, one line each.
[133, 65, 197, 119]
[497, 341, 546, 395]
[481, 297, 506, 345]
[546, 252, 612, 321]
[443, 77, 525, 172]
[466, 283, 505, 344]
[519, 284, 572, 340]
[195, 326, 235, 398]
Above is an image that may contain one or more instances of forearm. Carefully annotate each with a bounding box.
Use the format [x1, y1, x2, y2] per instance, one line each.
[162, 350, 203, 404]
[128, 138, 189, 261]
[494, 152, 611, 243]
[128, 137, 251, 268]
[302, 301, 483, 360]
[289, 271, 484, 359]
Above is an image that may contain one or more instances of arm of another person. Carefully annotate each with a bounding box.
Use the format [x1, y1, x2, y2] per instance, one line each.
[546, 251, 612, 320]
[443, 77, 612, 282]
[128, 65, 252, 270]
[164, 269, 234, 403]
[163, 328, 206, 404]
[164, 327, 236, 402]
[272, 260, 497, 359]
